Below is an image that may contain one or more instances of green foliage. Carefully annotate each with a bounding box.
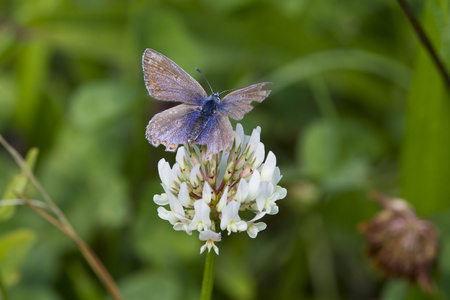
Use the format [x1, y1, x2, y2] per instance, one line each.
[400, 0, 450, 215]
[1, 0, 450, 299]
[0, 229, 36, 286]
[0, 148, 38, 220]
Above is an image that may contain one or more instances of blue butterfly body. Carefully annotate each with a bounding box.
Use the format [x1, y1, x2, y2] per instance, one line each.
[190, 93, 219, 138]
[142, 49, 271, 156]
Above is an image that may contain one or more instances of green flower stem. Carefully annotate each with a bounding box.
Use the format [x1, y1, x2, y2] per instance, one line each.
[200, 250, 216, 300]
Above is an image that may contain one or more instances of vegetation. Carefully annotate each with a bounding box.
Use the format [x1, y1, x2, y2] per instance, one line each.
[1, 0, 449, 299]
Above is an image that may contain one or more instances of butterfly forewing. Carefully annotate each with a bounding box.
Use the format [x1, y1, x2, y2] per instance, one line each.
[220, 82, 271, 120]
[142, 49, 207, 105]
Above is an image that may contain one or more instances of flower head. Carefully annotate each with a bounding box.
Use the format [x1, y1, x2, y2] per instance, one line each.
[153, 124, 287, 254]
[360, 193, 439, 293]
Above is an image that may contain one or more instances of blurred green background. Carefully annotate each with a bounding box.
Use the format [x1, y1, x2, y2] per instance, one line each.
[1, 0, 450, 299]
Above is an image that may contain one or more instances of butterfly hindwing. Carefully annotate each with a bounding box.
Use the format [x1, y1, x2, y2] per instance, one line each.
[194, 113, 234, 157]
[142, 49, 208, 105]
[146, 104, 202, 151]
[219, 82, 271, 120]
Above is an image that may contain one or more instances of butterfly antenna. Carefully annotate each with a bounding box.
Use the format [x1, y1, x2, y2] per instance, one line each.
[196, 68, 215, 94]
[219, 87, 240, 95]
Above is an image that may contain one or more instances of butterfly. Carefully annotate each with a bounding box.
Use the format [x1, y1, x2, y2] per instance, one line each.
[142, 48, 271, 157]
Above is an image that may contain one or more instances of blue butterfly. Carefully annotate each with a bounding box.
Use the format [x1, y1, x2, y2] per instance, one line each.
[142, 49, 271, 157]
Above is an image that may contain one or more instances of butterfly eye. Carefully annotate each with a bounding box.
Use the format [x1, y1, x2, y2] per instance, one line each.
[169, 144, 176, 150]
[162, 141, 167, 146]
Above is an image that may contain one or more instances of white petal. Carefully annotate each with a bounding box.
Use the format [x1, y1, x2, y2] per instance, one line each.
[217, 186, 229, 212]
[260, 151, 276, 182]
[255, 182, 272, 212]
[162, 184, 185, 216]
[267, 204, 279, 215]
[199, 230, 222, 254]
[212, 243, 219, 255]
[172, 163, 182, 184]
[255, 193, 265, 212]
[199, 230, 222, 255]
[235, 220, 248, 232]
[234, 123, 245, 149]
[190, 164, 202, 187]
[158, 159, 172, 188]
[252, 142, 265, 170]
[199, 230, 222, 242]
[249, 212, 267, 223]
[247, 222, 267, 238]
[176, 146, 187, 168]
[273, 186, 287, 201]
[220, 200, 240, 230]
[220, 201, 247, 234]
[178, 182, 191, 207]
[271, 167, 282, 185]
[153, 193, 169, 206]
[189, 200, 211, 231]
[174, 219, 193, 235]
[245, 127, 261, 156]
[202, 181, 212, 204]
[157, 207, 177, 224]
[235, 179, 249, 203]
[246, 170, 260, 201]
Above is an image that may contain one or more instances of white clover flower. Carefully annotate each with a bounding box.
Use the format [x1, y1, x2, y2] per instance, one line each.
[189, 200, 212, 232]
[246, 212, 267, 238]
[152, 124, 287, 254]
[199, 230, 222, 255]
[220, 200, 248, 235]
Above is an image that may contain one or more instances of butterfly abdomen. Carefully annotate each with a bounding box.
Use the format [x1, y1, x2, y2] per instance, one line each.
[189, 95, 221, 142]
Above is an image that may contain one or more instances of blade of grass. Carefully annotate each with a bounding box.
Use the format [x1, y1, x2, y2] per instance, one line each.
[400, 0, 450, 215]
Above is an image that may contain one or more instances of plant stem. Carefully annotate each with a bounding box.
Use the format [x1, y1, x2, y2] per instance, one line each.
[18, 196, 123, 300]
[0, 135, 123, 300]
[397, 0, 450, 89]
[200, 250, 216, 300]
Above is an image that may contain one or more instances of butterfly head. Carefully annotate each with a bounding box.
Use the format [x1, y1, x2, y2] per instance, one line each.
[201, 92, 221, 115]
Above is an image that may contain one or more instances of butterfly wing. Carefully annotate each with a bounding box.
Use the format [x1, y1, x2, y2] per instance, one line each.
[146, 104, 203, 151]
[219, 82, 271, 120]
[142, 49, 208, 105]
[146, 104, 233, 156]
[194, 113, 233, 157]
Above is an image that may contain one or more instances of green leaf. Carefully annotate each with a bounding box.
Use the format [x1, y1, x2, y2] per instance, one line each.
[0, 75, 18, 131]
[267, 48, 411, 93]
[9, 286, 60, 300]
[215, 252, 256, 300]
[0, 148, 39, 221]
[380, 280, 408, 300]
[67, 261, 104, 300]
[116, 271, 186, 300]
[14, 40, 50, 134]
[299, 119, 382, 191]
[69, 80, 133, 130]
[0, 229, 37, 286]
[300, 119, 340, 178]
[400, 0, 450, 215]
